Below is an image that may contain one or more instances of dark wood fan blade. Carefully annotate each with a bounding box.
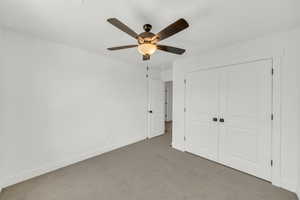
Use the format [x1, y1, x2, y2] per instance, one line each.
[143, 54, 150, 61]
[107, 45, 138, 50]
[156, 18, 189, 41]
[107, 18, 139, 39]
[157, 45, 186, 55]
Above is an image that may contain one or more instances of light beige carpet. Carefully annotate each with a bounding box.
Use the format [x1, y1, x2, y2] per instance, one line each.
[0, 124, 297, 200]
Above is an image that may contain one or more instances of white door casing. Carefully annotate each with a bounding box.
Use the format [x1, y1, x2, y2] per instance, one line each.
[185, 59, 272, 181]
[148, 78, 165, 138]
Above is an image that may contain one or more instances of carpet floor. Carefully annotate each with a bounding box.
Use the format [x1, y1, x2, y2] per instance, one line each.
[0, 123, 297, 200]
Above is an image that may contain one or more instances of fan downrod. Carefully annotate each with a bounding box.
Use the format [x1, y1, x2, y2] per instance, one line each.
[143, 24, 152, 32]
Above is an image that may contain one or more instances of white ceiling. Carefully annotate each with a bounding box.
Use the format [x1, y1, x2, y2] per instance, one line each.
[0, 0, 300, 67]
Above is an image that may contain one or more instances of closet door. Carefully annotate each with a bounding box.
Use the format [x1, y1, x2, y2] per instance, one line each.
[185, 69, 220, 161]
[219, 60, 272, 180]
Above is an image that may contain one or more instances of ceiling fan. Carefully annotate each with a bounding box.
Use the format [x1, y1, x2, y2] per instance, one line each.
[107, 18, 189, 61]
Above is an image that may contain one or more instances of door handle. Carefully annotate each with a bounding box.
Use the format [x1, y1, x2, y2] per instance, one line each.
[219, 118, 225, 123]
[148, 110, 153, 114]
[212, 117, 218, 122]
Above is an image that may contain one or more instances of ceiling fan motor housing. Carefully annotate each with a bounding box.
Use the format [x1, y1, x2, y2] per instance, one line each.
[138, 32, 156, 44]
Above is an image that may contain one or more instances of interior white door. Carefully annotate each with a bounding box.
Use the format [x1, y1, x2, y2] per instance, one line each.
[219, 60, 272, 180]
[185, 69, 220, 161]
[148, 78, 165, 138]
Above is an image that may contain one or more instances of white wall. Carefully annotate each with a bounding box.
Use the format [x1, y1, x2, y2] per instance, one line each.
[147, 66, 162, 80]
[298, 109, 300, 199]
[0, 29, 147, 188]
[298, 140, 300, 199]
[161, 69, 173, 82]
[173, 28, 300, 193]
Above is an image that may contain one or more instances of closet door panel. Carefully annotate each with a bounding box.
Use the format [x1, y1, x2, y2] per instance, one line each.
[185, 69, 220, 161]
[219, 60, 272, 180]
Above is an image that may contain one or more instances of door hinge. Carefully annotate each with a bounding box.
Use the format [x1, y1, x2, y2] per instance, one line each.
[271, 160, 273, 167]
[184, 79, 187, 84]
[184, 136, 186, 141]
[271, 113, 274, 120]
[146, 66, 149, 71]
[146, 74, 149, 78]
[271, 68, 274, 75]
[184, 107, 186, 112]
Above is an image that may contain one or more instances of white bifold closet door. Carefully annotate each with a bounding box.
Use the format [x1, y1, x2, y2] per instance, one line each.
[185, 59, 272, 181]
[185, 69, 220, 161]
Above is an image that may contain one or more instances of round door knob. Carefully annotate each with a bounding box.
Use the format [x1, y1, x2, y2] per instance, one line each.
[212, 117, 218, 122]
[219, 118, 225, 123]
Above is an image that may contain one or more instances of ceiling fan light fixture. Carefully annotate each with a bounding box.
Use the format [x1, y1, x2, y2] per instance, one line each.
[138, 43, 157, 55]
[107, 18, 189, 61]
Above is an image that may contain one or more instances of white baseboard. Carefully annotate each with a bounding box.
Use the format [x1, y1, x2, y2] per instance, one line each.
[148, 132, 164, 139]
[280, 179, 298, 194]
[172, 142, 185, 152]
[0, 135, 146, 189]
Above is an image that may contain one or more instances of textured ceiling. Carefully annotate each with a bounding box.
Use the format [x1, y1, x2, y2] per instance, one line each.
[0, 0, 300, 67]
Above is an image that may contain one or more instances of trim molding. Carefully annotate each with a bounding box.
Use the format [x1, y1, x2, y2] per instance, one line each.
[148, 132, 164, 139]
[172, 142, 184, 152]
[281, 179, 298, 193]
[0, 136, 146, 189]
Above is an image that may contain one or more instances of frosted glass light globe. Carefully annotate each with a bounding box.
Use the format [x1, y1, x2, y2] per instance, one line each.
[138, 43, 157, 55]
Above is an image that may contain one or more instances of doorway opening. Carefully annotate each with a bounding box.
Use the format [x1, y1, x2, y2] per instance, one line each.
[164, 81, 173, 138]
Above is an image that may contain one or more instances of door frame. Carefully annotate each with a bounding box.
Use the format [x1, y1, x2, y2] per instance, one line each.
[183, 56, 282, 188]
